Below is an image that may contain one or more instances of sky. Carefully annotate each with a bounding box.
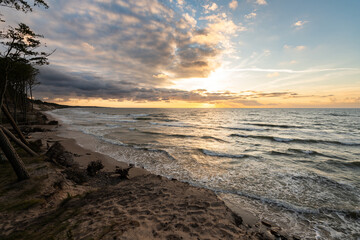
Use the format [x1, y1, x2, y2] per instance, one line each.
[1, 0, 360, 108]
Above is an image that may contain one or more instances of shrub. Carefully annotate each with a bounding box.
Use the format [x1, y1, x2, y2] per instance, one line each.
[115, 166, 132, 179]
[87, 160, 104, 177]
[64, 167, 87, 184]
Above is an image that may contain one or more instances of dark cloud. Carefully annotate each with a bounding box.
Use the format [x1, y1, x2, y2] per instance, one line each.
[35, 67, 248, 103]
[35, 67, 312, 107]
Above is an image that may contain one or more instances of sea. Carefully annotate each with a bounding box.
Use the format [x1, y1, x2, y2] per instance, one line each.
[49, 108, 360, 239]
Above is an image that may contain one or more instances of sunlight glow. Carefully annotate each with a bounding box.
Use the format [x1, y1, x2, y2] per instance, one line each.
[171, 67, 231, 92]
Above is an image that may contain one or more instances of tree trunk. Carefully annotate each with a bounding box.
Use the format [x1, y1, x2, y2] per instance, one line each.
[1, 105, 29, 146]
[1, 126, 38, 157]
[24, 83, 28, 123]
[0, 128, 30, 181]
[14, 89, 17, 123]
[30, 86, 33, 111]
[0, 69, 9, 120]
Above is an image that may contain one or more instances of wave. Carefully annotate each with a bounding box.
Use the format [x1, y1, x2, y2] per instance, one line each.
[216, 188, 360, 219]
[288, 148, 316, 155]
[325, 160, 360, 169]
[325, 113, 350, 117]
[132, 147, 177, 161]
[149, 113, 169, 118]
[223, 126, 266, 131]
[289, 174, 356, 191]
[96, 136, 178, 162]
[269, 151, 293, 156]
[140, 131, 228, 143]
[150, 113, 177, 122]
[287, 148, 346, 160]
[199, 149, 249, 159]
[246, 123, 303, 129]
[114, 119, 137, 123]
[156, 118, 177, 122]
[201, 136, 228, 143]
[150, 122, 193, 128]
[134, 117, 152, 120]
[229, 134, 360, 146]
[127, 113, 150, 117]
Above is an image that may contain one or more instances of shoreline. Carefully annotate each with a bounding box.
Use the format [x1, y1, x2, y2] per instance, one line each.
[0, 108, 298, 239]
[42, 110, 297, 239]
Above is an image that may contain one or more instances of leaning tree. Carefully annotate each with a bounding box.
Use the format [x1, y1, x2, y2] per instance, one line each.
[0, 0, 49, 181]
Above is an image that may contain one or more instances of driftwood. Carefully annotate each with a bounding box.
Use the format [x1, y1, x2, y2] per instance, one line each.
[0, 128, 29, 180]
[0, 126, 38, 157]
[1, 105, 29, 146]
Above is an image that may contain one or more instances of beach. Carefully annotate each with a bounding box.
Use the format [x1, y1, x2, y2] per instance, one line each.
[47, 107, 360, 239]
[1, 0, 359, 239]
[0, 107, 296, 239]
[1, 106, 359, 239]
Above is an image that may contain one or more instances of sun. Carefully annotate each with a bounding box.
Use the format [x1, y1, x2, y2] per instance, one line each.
[170, 67, 230, 92]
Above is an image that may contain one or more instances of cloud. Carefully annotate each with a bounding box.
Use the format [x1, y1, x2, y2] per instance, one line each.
[267, 72, 279, 78]
[229, 0, 238, 10]
[255, 0, 267, 5]
[152, 73, 169, 79]
[35, 66, 239, 102]
[245, 12, 257, 19]
[283, 45, 306, 51]
[35, 66, 315, 106]
[233, 100, 263, 106]
[295, 45, 306, 51]
[279, 60, 297, 66]
[203, 3, 218, 14]
[182, 13, 197, 27]
[177, 0, 184, 5]
[81, 42, 95, 51]
[228, 67, 359, 74]
[4, 0, 245, 97]
[292, 20, 308, 29]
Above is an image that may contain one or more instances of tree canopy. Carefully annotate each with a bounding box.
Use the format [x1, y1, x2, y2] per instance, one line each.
[0, 23, 50, 65]
[0, 0, 48, 12]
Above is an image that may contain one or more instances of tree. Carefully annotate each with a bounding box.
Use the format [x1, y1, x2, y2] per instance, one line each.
[0, 0, 48, 22]
[0, 23, 50, 117]
[0, 0, 49, 181]
[0, 0, 48, 12]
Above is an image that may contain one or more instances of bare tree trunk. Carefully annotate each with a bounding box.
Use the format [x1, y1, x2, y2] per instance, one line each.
[1, 105, 29, 146]
[24, 83, 28, 123]
[14, 88, 17, 123]
[30, 86, 33, 111]
[0, 126, 38, 157]
[0, 69, 9, 120]
[0, 128, 30, 181]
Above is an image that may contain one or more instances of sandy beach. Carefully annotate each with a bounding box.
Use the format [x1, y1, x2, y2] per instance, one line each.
[0, 109, 298, 240]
